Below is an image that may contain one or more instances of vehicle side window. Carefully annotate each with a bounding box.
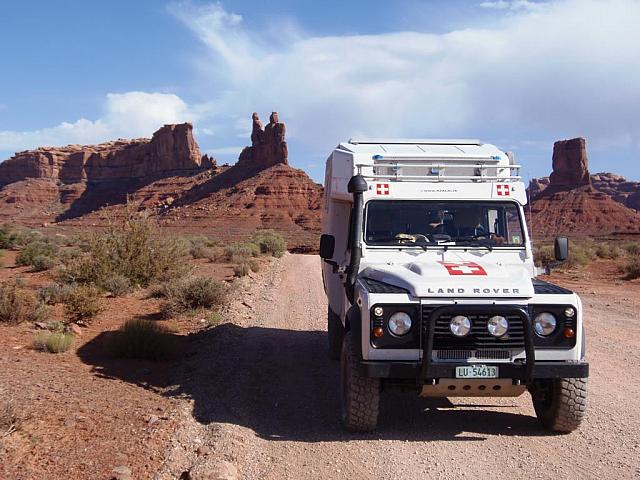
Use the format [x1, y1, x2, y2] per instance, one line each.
[506, 209, 523, 245]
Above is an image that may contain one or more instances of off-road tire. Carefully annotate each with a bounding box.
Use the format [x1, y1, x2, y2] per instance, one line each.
[340, 332, 380, 432]
[530, 377, 588, 433]
[327, 307, 344, 360]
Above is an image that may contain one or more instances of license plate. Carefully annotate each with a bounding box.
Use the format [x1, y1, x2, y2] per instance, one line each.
[455, 365, 499, 379]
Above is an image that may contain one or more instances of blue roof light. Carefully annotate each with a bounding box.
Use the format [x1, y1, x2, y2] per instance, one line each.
[372, 154, 384, 160]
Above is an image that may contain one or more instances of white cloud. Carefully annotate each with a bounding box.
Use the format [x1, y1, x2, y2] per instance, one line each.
[169, 0, 640, 160]
[479, 0, 547, 11]
[0, 91, 199, 152]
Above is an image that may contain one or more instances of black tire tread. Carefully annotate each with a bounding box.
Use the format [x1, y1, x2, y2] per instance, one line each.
[532, 377, 588, 433]
[341, 332, 380, 432]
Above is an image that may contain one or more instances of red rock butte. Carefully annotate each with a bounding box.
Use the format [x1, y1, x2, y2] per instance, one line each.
[528, 137, 640, 237]
[0, 113, 323, 251]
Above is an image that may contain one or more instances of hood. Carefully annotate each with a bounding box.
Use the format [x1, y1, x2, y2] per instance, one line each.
[361, 258, 534, 298]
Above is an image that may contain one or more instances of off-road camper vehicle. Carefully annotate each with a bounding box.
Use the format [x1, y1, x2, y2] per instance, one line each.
[320, 139, 588, 432]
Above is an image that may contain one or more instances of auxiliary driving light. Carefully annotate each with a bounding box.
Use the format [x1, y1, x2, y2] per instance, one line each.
[373, 306, 384, 317]
[564, 307, 576, 317]
[487, 315, 509, 337]
[388, 312, 412, 336]
[450, 315, 471, 337]
[534, 312, 557, 336]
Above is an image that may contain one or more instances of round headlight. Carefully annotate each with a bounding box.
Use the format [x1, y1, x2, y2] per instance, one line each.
[450, 315, 471, 337]
[388, 312, 412, 336]
[373, 306, 384, 317]
[487, 315, 509, 337]
[564, 307, 575, 318]
[534, 312, 557, 336]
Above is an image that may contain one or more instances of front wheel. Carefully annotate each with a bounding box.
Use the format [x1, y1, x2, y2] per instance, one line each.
[340, 332, 380, 432]
[530, 378, 588, 432]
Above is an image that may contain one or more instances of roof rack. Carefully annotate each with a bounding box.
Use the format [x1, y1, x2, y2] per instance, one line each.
[355, 157, 521, 183]
[348, 138, 482, 146]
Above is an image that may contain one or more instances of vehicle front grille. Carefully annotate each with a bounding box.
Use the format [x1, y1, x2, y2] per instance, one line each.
[435, 349, 511, 361]
[423, 306, 526, 350]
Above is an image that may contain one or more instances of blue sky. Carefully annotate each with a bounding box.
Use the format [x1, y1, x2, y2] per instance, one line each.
[0, 0, 638, 183]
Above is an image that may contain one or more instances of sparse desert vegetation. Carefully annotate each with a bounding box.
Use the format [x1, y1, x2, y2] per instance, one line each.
[106, 319, 177, 360]
[33, 331, 74, 353]
[0, 281, 48, 325]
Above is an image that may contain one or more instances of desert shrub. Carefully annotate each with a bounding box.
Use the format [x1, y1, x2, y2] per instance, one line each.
[0, 389, 17, 435]
[233, 263, 250, 277]
[0, 249, 4, 266]
[161, 276, 228, 316]
[33, 331, 74, 353]
[59, 247, 82, 263]
[31, 255, 56, 272]
[624, 242, 640, 256]
[533, 245, 555, 267]
[623, 256, 640, 280]
[106, 319, 176, 360]
[12, 230, 44, 248]
[563, 243, 596, 269]
[63, 284, 102, 322]
[223, 241, 260, 263]
[56, 204, 189, 287]
[38, 283, 75, 304]
[248, 258, 261, 272]
[189, 241, 208, 259]
[15, 240, 58, 267]
[207, 311, 223, 327]
[0, 282, 48, 325]
[98, 274, 132, 296]
[251, 230, 286, 257]
[0, 224, 19, 249]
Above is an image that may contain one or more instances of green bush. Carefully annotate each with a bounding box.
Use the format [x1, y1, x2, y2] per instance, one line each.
[0, 224, 19, 249]
[161, 276, 228, 316]
[106, 319, 176, 360]
[33, 331, 73, 353]
[563, 243, 595, 269]
[624, 256, 640, 280]
[38, 283, 75, 305]
[0, 282, 48, 325]
[233, 263, 250, 277]
[15, 240, 58, 267]
[223, 241, 260, 263]
[624, 242, 640, 256]
[207, 311, 223, 327]
[98, 274, 132, 296]
[594, 243, 622, 260]
[56, 204, 189, 287]
[63, 284, 103, 323]
[31, 255, 56, 272]
[250, 230, 287, 257]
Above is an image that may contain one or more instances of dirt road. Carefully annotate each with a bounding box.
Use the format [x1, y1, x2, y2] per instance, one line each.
[172, 254, 639, 480]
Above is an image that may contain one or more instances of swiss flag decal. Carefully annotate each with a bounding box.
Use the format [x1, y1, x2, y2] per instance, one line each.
[439, 261, 487, 276]
[496, 184, 510, 196]
[376, 183, 390, 195]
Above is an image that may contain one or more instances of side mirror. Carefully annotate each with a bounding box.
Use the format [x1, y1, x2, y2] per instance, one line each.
[319, 234, 335, 259]
[554, 236, 569, 262]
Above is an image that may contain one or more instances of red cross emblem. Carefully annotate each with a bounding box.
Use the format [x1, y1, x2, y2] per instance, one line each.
[439, 261, 487, 276]
[376, 183, 390, 195]
[496, 184, 510, 196]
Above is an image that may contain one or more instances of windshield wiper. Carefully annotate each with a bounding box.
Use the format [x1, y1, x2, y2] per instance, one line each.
[452, 239, 494, 251]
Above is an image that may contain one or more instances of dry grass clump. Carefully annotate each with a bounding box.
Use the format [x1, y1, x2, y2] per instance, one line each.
[623, 256, 640, 280]
[233, 262, 250, 277]
[98, 274, 132, 297]
[159, 276, 228, 316]
[106, 319, 177, 360]
[594, 243, 622, 259]
[624, 242, 640, 256]
[186, 235, 221, 259]
[0, 224, 19, 249]
[33, 331, 74, 353]
[0, 388, 18, 436]
[533, 245, 555, 267]
[37, 283, 75, 305]
[63, 284, 103, 323]
[0, 281, 48, 325]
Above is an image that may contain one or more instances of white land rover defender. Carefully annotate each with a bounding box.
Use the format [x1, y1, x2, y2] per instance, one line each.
[320, 139, 588, 432]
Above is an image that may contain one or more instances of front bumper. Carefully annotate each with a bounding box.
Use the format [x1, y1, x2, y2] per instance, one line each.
[359, 360, 589, 380]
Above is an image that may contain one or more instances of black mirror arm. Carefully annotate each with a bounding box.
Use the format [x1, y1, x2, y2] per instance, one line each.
[323, 259, 346, 274]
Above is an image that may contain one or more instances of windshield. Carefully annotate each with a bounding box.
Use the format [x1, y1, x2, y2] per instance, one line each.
[365, 200, 525, 247]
